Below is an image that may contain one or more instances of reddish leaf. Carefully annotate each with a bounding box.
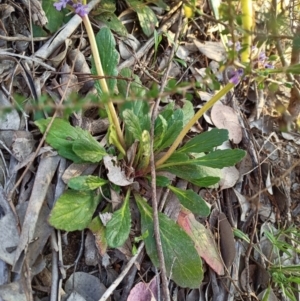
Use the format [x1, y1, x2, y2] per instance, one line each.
[177, 208, 224, 275]
[127, 276, 158, 301]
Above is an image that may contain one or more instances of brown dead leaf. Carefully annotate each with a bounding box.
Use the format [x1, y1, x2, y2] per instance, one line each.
[103, 156, 133, 186]
[194, 40, 226, 62]
[218, 212, 236, 269]
[211, 102, 242, 144]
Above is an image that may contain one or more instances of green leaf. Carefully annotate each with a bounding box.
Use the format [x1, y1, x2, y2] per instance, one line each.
[182, 100, 194, 127]
[92, 27, 119, 96]
[32, 24, 48, 38]
[155, 109, 183, 152]
[153, 114, 168, 150]
[177, 129, 229, 153]
[106, 193, 131, 248]
[126, 0, 157, 36]
[120, 100, 150, 146]
[49, 190, 100, 231]
[160, 163, 221, 187]
[93, 0, 116, 13]
[146, 175, 170, 187]
[123, 109, 144, 141]
[95, 13, 128, 37]
[164, 149, 246, 169]
[35, 118, 106, 163]
[73, 130, 107, 163]
[42, 0, 65, 33]
[192, 149, 246, 168]
[88, 217, 107, 256]
[118, 68, 145, 98]
[134, 193, 203, 288]
[168, 186, 210, 217]
[68, 176, 108, 191]
[118, 68, 132, 97]
[136, 130, 151, 171]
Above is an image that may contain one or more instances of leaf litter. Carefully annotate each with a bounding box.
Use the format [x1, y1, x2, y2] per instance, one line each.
[0, 0, 300, 300]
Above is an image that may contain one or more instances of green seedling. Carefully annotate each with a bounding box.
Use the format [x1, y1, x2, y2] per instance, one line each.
[35, 0, 247, 289]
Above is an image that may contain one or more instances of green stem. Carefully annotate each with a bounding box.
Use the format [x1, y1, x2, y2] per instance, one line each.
[82, 15, 125, 149]
[241, 0, 253, 63]
[155, 82, 235, 167]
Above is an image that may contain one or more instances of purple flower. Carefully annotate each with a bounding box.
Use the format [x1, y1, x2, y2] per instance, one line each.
[228, 68, 244, 85]
[257, 51, 274, 69]
[228, 41, 241, 52]
[73, 3, 88, 17]
[53, 0, 70, 11]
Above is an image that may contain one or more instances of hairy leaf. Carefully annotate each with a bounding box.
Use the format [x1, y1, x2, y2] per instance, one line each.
[95, 12, 128, 37]
[168, 186, 210, 217]
[49, 190, 100, 231]
[159, 162, 221, 187]
[164, 149, 246, 169]
[92, 27, 119, 95]
[35, 118, 106, 163]
[123, 109, 144, 141]
[154, 115, 167, 150]
[120, 100, 150, 146]
[106, 194, 131, 247]
[68, 176, 108, 191]
[155, 109, 183, 152]
[182, 100, 194, 127]
[126, 0, 157, 36]
[177, 129, 229, 153]
[134, 193, 203, 288]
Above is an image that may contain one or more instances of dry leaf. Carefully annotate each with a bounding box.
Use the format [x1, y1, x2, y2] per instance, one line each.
[177, 208, 224, 275]
[194, 40, 226, 62]
[127, 276, 158, 301]
[218, 212, 236, 269]
[103, 156, 133, 186]
[219, 166, 240, 190]
[211, 102, 242, 144]
[233, 189, 250, 222]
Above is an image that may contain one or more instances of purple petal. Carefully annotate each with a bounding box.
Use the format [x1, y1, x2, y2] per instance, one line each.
[258, 51, 267, 62]
[264, 63, 274, 69]
[229, 68, 244, 85]
[73, 3, 88, 17]
[53, 0, 69, 11]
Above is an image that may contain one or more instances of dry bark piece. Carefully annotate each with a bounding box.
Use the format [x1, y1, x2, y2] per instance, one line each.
[218, 212, 236, 269]
[68, 49, 94, 93]
[0, 186, 19, 265]
[13, 154, 60, 273]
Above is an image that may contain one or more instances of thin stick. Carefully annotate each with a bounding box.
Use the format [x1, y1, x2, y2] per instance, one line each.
[149, 7, 183, 301]
[98, 242, 144, 301]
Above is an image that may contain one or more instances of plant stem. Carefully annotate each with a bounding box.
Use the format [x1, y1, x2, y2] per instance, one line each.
[82, 15, 125, 148]
[155, 82, 235, 167]
[241, 0, 253, 63]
